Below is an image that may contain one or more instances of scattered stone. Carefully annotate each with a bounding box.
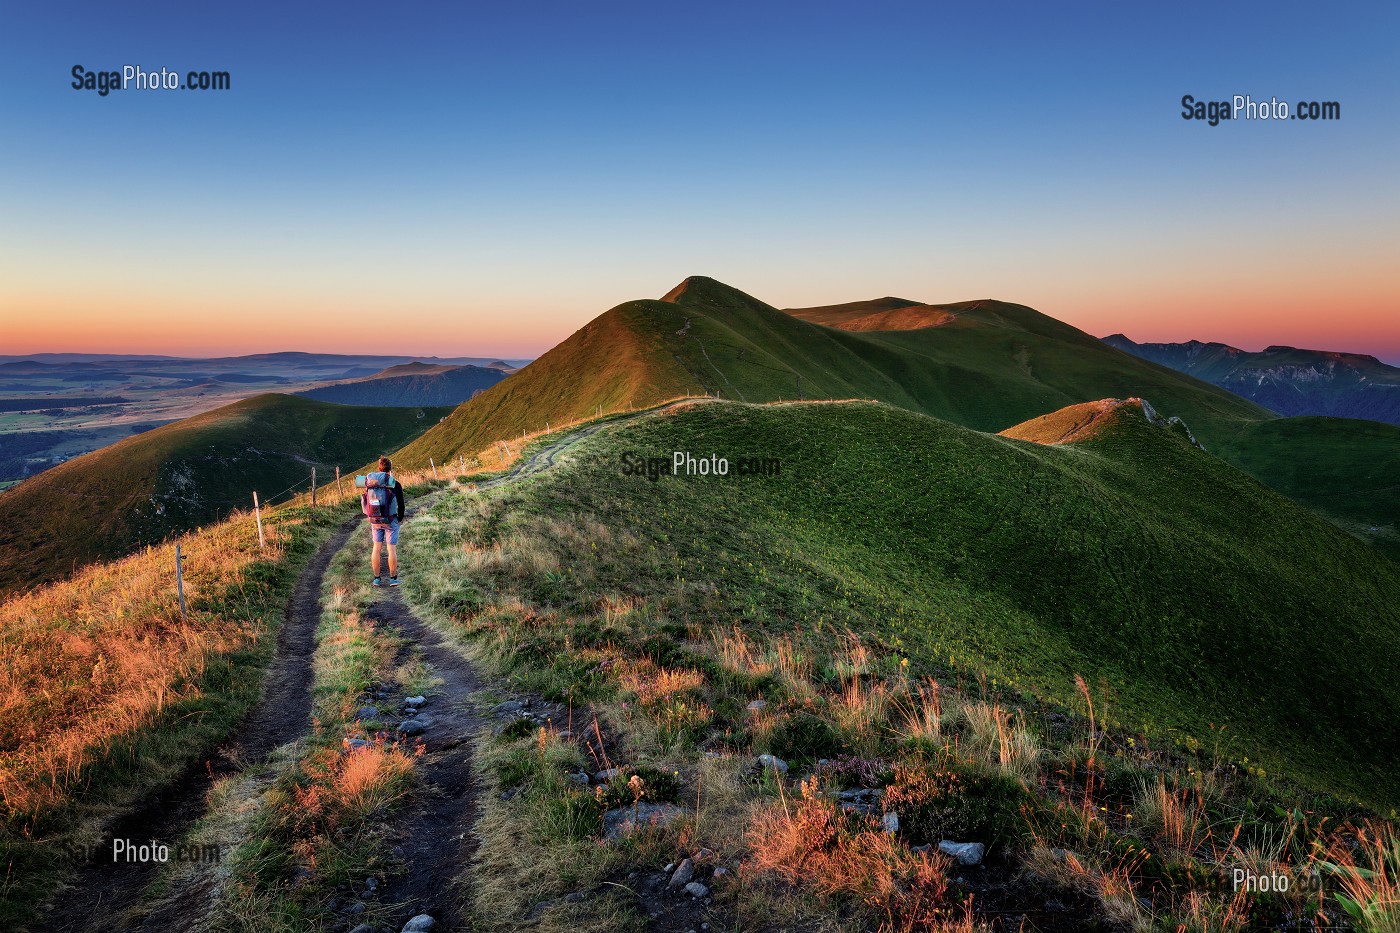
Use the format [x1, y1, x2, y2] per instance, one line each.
[558, 729, 574, 739]
[348, 925, 375, 933]
[397, 717, 432, 736]
[500, 787, 519, 802]
[364, 876, 378, 891]
[712, 866, 729, 879]
[405, 695, 426, 707]
[344, 902, 366, 915]
[594, 766, 624, 782]
[756, 754, 789, 775]
[684, 881, 710, 898]
[601, 802, 684, 840]
[494, 700, 525, 714]
[344, 737, 369, 751]
[938, 841, 985, 866]
[882, 812, 900, 834]
[402, 916, 436, 933]
[746, 699, 768, 712]
[910, 843, 933, 855]
[663, 862, 676, 873]
[693, 846, 716, 861]
[669, 858, 695, 887]
[564, 891, 586, 903]
[565, 771, 589, 786]
[355, 706, 378, 720]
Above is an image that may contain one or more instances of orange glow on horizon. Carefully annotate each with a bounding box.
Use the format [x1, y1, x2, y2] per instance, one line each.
[5, 277, 1398, 363]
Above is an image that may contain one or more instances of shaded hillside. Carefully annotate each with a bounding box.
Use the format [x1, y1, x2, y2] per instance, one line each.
[1103, 334, 1400, 425]
[1212, 416, 1400, 558]
[0, 394, 452, 594]
[396, 275, 1268, 469]
[435, 398, 1400, 804]
[297, 363, 507, 407]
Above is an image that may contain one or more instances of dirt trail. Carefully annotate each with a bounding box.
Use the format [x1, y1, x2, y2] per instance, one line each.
[43, 403, 700, 931]
[40, 515, 361, 933]
[355, 591, 486, 930]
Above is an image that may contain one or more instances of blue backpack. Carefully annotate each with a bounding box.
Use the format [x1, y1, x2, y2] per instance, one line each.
[362, 472, 396, 525]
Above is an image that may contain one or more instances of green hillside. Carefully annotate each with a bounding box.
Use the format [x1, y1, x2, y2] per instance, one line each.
[0, 394, 451, 595]
[452, 399, 1400, 804]
[394, 276, 1398, 553]
[395, 275, 1269, 468]
[1214, 416, 1400, 558]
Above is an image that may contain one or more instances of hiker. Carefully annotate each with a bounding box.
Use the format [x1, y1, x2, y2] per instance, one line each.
[361, 456, 406, 587]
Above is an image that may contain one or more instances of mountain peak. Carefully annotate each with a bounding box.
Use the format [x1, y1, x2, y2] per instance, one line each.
[660, 275, 767, 309]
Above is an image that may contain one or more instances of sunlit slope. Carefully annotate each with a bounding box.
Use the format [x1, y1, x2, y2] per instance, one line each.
[493, 399, 1400, 805]
[395, 276, 1268, 468]
[0, 394, 451, 594]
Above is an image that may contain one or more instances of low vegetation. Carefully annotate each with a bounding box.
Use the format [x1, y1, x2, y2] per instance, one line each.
[397, 399, 1399, 931]
[0, 497, 349, 928]
[201, 544, 425, 931]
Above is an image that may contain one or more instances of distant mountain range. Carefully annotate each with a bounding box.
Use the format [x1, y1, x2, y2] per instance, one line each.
[296, 362, 511, 407]
[1102, 335, 1400, 426]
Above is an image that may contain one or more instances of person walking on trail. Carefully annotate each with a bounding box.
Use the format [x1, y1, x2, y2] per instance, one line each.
[362, 456, 406, 587]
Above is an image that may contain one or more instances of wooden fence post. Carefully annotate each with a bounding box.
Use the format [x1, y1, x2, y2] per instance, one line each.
[175, 543, 187, 618]
[311, 467, 317, 506]
[459, 454, 466, 474]
[430, 458, 439, 480]
[253, 491, 265, 549]
[335, 466, 343, 501]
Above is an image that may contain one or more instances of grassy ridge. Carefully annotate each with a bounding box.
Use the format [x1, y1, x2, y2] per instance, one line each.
[394, 276, 1270, 469]
[391, 277, 1398, 552]
[453, 400, 1400, 805]
[0, 394, 452, 595]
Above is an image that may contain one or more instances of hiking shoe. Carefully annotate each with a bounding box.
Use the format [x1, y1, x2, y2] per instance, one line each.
[372, 577, 383, 587]
[389, 576, 402, 587]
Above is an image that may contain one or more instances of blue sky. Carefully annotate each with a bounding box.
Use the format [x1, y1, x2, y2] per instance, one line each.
[1, 1, 1396, 359]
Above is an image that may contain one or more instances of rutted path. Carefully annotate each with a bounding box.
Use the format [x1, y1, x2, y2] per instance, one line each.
[41, 514, 362, 933]
[42, 401, 703, 932]
[355, 592, 485, 929]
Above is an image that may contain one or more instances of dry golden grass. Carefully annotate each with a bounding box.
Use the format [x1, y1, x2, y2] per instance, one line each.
[1323, 821, 1400, 932]
[960, 700, 1041, 784]
[616, 661, 706, 709]
[745, 780, 982, 932]
[0, 508, 299, 825]
[332, 744, 417, 819]
[1133, 775, 1208, 855]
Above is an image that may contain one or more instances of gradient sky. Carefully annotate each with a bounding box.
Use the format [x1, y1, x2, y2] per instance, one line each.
[1, 1, 1397, 361]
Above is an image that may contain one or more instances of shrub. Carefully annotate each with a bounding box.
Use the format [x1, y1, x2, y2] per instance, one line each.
[745, 782, 970, 932]
[594, 765, 683, 810]
[762, 710, 844, 762]
[818, 755, 892, 790]
[884, 763, 1028, 847]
